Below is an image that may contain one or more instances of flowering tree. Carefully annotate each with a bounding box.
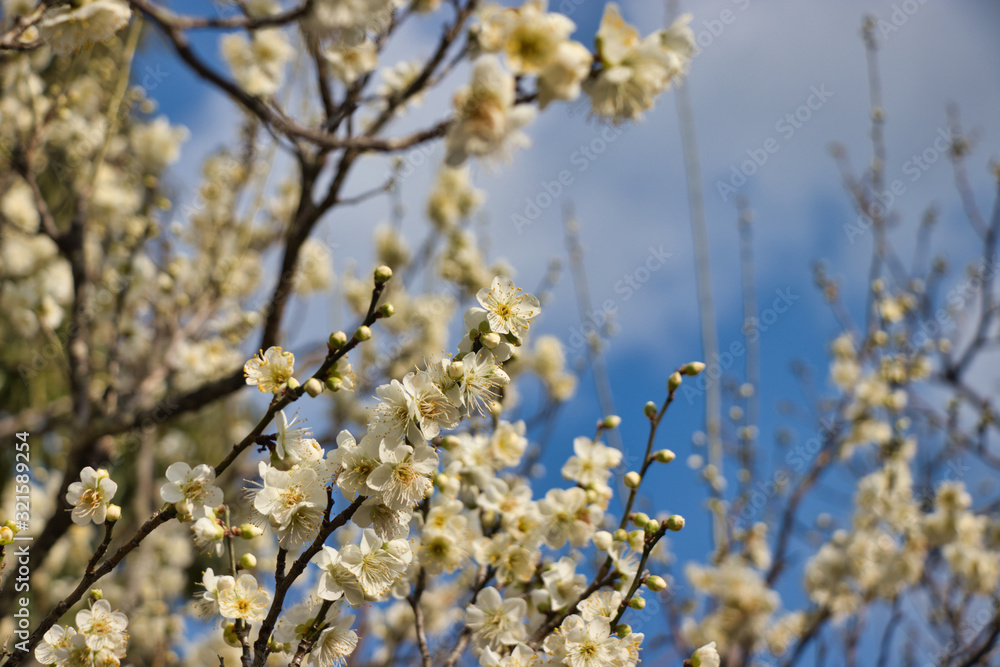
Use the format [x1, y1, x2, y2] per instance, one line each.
[0, 1, 998, 666]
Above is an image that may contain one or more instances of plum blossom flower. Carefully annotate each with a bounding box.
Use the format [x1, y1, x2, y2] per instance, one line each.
[66, 467, 117, 526]
[159, 462, 223, 518]
[366, 440, 439, 510]
[476, 276, 540, 339]
[465, 586, 528, 652]
[243, 346, 295, 393]
[218, 573, 270, 621]
[445, 57, 536, 166]
[38, 0, 131, 55]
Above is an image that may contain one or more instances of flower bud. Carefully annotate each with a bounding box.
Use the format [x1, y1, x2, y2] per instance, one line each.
[628, 530, 645, 551]
[614, 624, 632, 638]
[448, 361, 465, 379]
[654, 449, 676, 464]
[481, 332, 501, 349]
[624, 471, 641, 488]
[223, 622, 240, 647]
[286, 377, 300, 391]
[96, 468, 110, 481]
[668, 372, 683, 391]
[0, 526, 13, 545]
[644, 401, 658, 418]
[440, 435, 461, 450]
[239, 523, 263, 539]
[632, 512, 650, 528]
[325, 376, 343, 392]
[239, 553, 257, 570]
[603, 415, 621, 429]
[377, 303, 395, 318]
[304, 378, 324, 397]
[354, 325, 372, 341]
[644, 520, 659, 535]
[328, 331, 348, 349]
[646, 575, 667, 592]
[374, 265, 393, 284]
[593, 530, 613, 551]
[628, 596, 645, 610]
[613, 528, 629, 542]
[106, 504, 121, 522]
[4, 520, 19, 533]
[90, 589, 104, 601]
[682, 361, 706, 376]
[489, 400, 503, 418]
[666, 514, 685, 531]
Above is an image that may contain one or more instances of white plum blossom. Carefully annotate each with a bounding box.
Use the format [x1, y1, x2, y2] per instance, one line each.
[38, 0, 131, 55]
[66, 467, 118, 526]
[584, 4, 694, 123]
[220, 29, 294, 97]
[218, 573, 270, 622]
[338, 528, 408, 599]
[476, 276, 541, 340]
[252, 461, 327, 549]
[195, 567, 232, 620]
[366, 440, 439, 510]
[313, 546, 367, 607]
[244, 346, 295, 393]
[445, 57, 536, 166]
[159, 462, 223, 518]
[465, 586, 528, 652]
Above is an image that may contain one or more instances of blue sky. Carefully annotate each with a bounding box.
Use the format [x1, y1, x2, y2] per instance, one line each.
[138, 0, 1000, 662]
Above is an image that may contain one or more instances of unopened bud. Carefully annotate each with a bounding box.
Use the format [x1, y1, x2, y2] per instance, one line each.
[239, 523, 263, 539]
[377, 303, 395, 318]
[613, 528, 629, 542]
[90, 589, 103, 601]
[628, 530, 645, 551]
[624, 471, 641, 488]
[440, 435, 461, 450]
[354, 325, 372, 341]
[223, 622, 240, 647]
[682, 362, 706, 376]
[593, 530, 613, 551]
[628, 596, 645, 610]
[481, 332, 501, 349]
[448, 361, 465, 379]
[603, 415, 621, 429]
[614, 624, 632, 638]
[106, 504, 121, 522]
[374, 265, 393, 284]
[632, 512, 650, 528]
[654, 449, 676, 464]
[0, 526, 13, 545]
[666, 514, 685, 531]
[3, 520, 17, 533]
[646, 575, 667, 592]
[644, 401, 658, 418]
[96, 468, 110, 481]
[325, 376, 343, 392]
[328, 331, 348, 349]
[286, 377, 300, 391]
[304, 378, 324, 397]
[239, 553, 257, 569]
[668, 372, 683, 391]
